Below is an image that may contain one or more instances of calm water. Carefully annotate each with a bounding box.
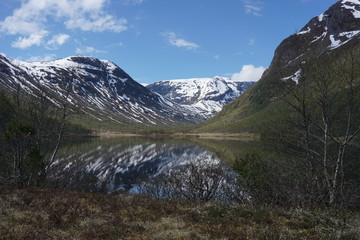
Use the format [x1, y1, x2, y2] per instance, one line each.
[47, 137, 241, 193]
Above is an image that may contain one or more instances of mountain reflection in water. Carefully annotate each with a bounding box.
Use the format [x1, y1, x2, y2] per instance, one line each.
[47, 138, 222, 193]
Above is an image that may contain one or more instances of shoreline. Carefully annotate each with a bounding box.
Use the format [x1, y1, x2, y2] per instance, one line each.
[94, 130, 259, 141]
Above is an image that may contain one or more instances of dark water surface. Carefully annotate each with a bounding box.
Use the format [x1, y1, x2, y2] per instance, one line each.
[47, 137, 255, 193]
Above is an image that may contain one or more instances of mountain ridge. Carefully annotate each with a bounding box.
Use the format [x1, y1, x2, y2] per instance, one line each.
[147, 77, 255, 119]
[195, 0, 360, 133]
[270, 0, 360, 70]
[0, 55, 206, 128]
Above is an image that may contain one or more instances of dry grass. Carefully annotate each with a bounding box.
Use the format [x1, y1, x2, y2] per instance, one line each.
[94, 131, 142, 139]
[93, 130, 259, 141]
[0, 185, 359, 240]
[173, 132, 260, 141]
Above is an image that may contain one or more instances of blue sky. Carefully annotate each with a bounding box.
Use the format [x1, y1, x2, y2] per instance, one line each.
[0, 0, 338, 83]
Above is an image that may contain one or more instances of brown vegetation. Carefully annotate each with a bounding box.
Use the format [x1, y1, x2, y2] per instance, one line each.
[1, 184, 359, 240]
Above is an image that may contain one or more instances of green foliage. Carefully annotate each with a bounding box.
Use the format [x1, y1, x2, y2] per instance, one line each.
[0, 154, 11, 181]
[0, 92, 15, 130]
[234, 153, 266, 182]
[233, 153, 278, 205]
[2, 120, 46, 185]
[4, 120, 36, 140]
[0, 87, 91, 186]
[26, 145, 46, 184]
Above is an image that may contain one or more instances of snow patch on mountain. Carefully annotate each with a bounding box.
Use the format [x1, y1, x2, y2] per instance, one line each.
[297, 27, 311, 35]
[342, 0, 360, 18]
[329, 35, 342, 49]
[290, 0, 360, 58]
[318, 13, 327, 22]
[300, 23, 360, 51]
[282, 69, 302, 84]
[328, 30, 360, 49]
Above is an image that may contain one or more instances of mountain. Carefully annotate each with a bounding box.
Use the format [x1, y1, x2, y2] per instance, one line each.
[195, 0, 360, 133]
[0, 55, 205, 127]
[147, 77, 255, 118]
[270, 0, 360, 69]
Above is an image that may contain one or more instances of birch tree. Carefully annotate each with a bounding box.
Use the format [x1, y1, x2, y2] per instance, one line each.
[275, 48, 360, 206]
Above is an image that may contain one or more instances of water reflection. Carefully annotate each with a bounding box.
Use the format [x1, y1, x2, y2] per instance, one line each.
[47, 138, 222, 193]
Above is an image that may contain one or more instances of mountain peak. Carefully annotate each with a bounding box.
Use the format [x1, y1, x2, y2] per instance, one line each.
[0, 54, 205, 126]
[67, 56, 103, 66]
[341, 0, 360, 6]
[147, 76, 255, 118]
[270, 0, 360, 69]
[195, 0, 360, 134]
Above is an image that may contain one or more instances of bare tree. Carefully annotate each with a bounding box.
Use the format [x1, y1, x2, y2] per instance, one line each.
[1, 84, 38, 185]
[138, 161, 247, 203]
[47, 77, 72, 169]
[274, 48, 360, 206]
[0, 75, 73, 185]
[28, 82, 53, 152]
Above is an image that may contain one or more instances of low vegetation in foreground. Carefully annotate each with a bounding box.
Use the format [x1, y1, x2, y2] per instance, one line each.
[1, 184, 359, 240]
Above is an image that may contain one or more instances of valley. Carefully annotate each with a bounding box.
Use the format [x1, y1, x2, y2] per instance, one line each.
[0, 0, 360, 239]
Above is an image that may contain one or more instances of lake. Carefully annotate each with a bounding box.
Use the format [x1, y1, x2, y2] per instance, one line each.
[47, 137, 256, 196]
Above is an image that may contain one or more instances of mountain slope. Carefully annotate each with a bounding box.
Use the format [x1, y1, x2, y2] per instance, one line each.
[195, 0, 360, 133]
[147, 77, 255, 118]
[0, 55, 205, 128]
[270, 0, 360, 69]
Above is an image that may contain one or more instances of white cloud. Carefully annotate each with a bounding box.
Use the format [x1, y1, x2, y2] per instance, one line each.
[122, 0, 146, 5]
[12, 30, 48, 49]
[107, 42, 124, 48]
[248, 38, 255, 46]
[0, 0, 127, 49]
[46, 33, 70, 49]
[75, 46, 106, 54]
[243, 0, 264, 16]
[162, 32, 199, 50]
[214, 54, 220, 60]
[114, 42, 124, 47]
[26, 54, 56, 62]
[231, 65, 266, 82]
[65, 15, 127, 32]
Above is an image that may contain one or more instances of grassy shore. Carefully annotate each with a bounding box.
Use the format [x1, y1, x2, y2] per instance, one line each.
[94, 130, 259, 142]
[1, 185, 359, 240]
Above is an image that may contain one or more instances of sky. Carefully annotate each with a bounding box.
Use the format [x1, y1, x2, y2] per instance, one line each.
[0, 0, 339, 84]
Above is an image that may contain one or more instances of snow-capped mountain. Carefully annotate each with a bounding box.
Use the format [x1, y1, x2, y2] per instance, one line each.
[0, 55, 205, 125]
[147, 77, 255, 118]
[272, 0, 360, 69]
[197, 0, 360, 132]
